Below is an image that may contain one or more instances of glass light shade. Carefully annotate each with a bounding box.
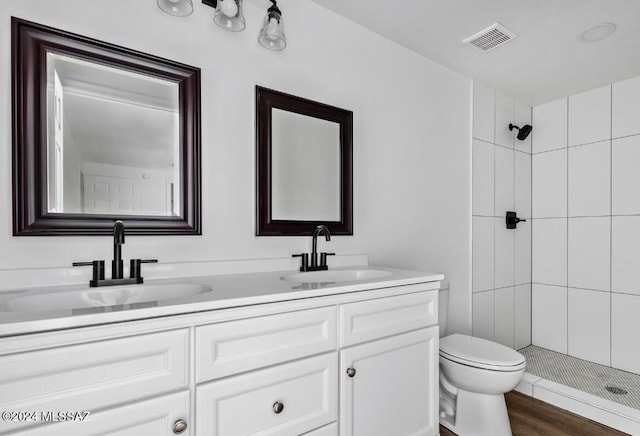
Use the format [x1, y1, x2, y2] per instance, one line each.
[157, 0, 193, 17]
[258, 8, 286, 51]
[214, 0, 246, 32]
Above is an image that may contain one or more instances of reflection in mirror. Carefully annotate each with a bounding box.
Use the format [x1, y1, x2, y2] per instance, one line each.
[271, 109, 340, 221]
[46, 53, 181, 216]
[12, 17, 201, 235]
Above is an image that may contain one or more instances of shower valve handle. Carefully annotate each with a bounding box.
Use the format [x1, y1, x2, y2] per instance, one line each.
[506, 211, 526, 229]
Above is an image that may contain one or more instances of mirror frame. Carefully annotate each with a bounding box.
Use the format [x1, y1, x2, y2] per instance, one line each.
[11, 17, 201, 235]
[255, 86, 353, 236]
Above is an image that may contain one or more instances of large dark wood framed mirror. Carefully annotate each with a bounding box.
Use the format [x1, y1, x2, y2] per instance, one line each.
[12, 17, 201, 235]
[256, 86, 353, 236]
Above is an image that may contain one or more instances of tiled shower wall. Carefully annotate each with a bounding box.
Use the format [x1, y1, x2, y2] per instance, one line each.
[471, 81, 532, 350]
[531, 74, 640, 375]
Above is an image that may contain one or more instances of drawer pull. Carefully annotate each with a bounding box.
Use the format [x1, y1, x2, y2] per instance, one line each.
[273, 401, 285, 414]
[346, 367, 356, 378]
[173, 419, 188, 434]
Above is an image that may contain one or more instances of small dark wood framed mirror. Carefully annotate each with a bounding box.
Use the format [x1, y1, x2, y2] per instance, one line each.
[12, 17, 201, 235]
[256, 86, 353, 236]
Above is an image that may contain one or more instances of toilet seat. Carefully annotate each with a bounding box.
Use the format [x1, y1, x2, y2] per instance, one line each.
[440, 334, 526, 372]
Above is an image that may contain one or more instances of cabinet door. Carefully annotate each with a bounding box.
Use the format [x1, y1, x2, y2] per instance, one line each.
[14, 391, 190, 436]
[340, 327, 438, 436]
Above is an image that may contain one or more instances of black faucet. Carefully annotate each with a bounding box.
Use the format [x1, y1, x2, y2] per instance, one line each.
[112, 220, 125, 279]
[311, 225, 331, 268]
[293, 225, 335, 272]
[73, 220, 157, 287]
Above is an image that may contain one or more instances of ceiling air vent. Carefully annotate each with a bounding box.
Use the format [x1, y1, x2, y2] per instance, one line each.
[463, 23, 516, 52]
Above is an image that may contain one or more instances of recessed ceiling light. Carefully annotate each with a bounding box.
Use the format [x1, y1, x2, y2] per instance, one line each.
[577, 23, 617, 43]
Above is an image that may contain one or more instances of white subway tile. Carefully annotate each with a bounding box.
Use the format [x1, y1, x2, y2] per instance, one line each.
[611, 293, 640, 374]
[611, 216, 640, 295]
[473, 216, 494, 292]
[473, 290, 495, 341]
[515, 220, 531, 285]
[494, 286, 515, 348]
[532, 149, 567, 218]
[532, 98, 568, 153]
[515, 152, 531, 218]
[495, 146, 515, 216]
[612, 75, 640, 138]
[514, 284, 532, 349]
[612, 135, 640, 215]
[568, 288, 610, 366]
[568, 141, 610, 217]
[532, 218, 567, 286]
[532, 284, 567, 353]
[568, 85, 611, 147]
[472, 139, 495, 216]
[495, 218, 515, 288]
[568, 217, 610, 292]
[495, 91, 515, 148]
[473, 81, 495, 143]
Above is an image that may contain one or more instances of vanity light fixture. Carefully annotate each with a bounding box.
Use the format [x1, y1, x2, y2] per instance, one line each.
[258, 0, 286, 51]
[157, 0, 286, 51]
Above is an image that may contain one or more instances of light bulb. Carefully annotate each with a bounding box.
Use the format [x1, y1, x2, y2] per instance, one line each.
[265, 17, 279, 38]
[220, 0, 238, 17]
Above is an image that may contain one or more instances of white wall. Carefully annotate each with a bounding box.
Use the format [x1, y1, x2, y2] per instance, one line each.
[0, 1, 472, 332]
[471, 81, 532, 350]
[531, 75, 640, 374]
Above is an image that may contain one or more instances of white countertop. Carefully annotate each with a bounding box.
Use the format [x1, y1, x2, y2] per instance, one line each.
[0, 266, 444, 337]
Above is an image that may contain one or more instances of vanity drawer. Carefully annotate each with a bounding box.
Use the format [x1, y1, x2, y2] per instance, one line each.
[196, 352, 338, 436]
[195, 306, 337, 382]
[0, 329, 189, 433]
[11, 390, 190, 436]
[340, 290, 437, 347]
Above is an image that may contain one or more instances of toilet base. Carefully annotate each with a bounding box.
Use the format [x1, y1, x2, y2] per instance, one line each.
[440, 389, 512, 436]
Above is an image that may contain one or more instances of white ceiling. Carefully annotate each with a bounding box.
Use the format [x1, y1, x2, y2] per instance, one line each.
[310, 0, 640, 106]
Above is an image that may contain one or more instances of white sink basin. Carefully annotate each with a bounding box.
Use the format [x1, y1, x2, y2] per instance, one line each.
[283, 269, 392, 284]
[5, 283, 212, 312]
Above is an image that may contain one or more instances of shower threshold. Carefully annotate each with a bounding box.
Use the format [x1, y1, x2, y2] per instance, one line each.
[517, 345, 640, 434]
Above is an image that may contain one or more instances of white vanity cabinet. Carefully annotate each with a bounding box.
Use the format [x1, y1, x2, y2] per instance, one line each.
[338, 291, 439, 436]
[0, 281, 439, 436]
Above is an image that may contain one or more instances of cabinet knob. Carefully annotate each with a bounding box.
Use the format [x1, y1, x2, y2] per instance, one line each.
[172, 419, 188, 434]
[346, 367, 357, 378]
[273, 401, 285, 414]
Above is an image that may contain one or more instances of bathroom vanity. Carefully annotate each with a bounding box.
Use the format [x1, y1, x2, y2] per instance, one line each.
[0, 267, 442, 436]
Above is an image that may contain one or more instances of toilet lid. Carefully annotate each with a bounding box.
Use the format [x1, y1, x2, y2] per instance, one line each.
[439, 334, 525, 369]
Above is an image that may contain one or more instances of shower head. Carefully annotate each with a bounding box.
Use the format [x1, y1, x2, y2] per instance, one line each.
[509, 123, 532, 141]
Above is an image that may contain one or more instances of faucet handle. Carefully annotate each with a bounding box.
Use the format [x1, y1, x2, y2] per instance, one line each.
[72, 260, 105, 281]
[129, 259, 158, 279]
[292, 253, 309, 272]
[320, 252, 335, 267]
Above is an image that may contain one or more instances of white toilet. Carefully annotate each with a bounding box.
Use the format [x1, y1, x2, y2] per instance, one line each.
[438, 289, 526, 436]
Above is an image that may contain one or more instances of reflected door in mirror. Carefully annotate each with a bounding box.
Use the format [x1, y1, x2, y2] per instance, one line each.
[46, 53, 181, 217]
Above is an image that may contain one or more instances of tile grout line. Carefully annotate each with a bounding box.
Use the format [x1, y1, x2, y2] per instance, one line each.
[566, 96, 569, 355]
[491, 89, 498, 341]
[530, 105, 534, 348]
[610, 84, 613, 368]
